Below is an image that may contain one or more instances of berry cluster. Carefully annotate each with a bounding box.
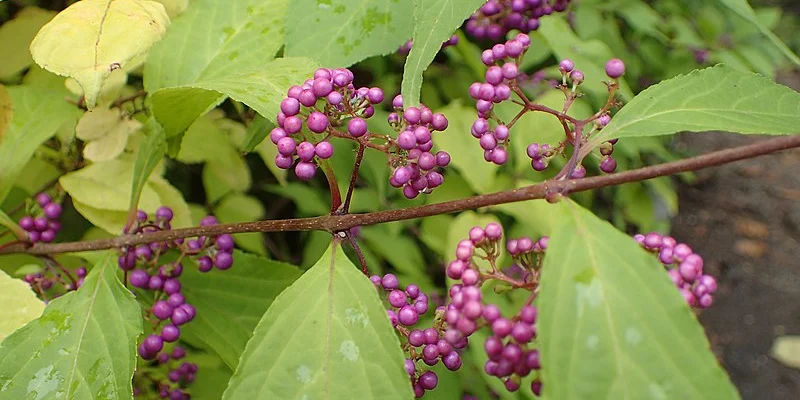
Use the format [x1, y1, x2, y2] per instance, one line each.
[468, 33, 532, 165]
[635, 232, 717, 308]
[387, 95, 451, 199]
[370, 273, 466, 398]
[471, 47, 626, 177]
[24, 266, 87, 300]
[271, 68, 451, 199]
[121, 207, 234, 399]
[398, 34, 459, 55]
[132, 346, 197, 400]
[18, 192, 62, 243]
[466, 0, 572, 42]
[445, 223, 545, 395]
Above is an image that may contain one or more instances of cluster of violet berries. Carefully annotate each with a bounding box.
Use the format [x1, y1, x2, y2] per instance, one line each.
[471, 46, 627, 176]
[635, 232, 717, 308]
[466, 0, 571, 41]
[399, 34, 459, 55]
[23, 265, 87, 300]
[445, 223, 546, 395]
[468, 33, 532, 165]
[132, 346, 197, 399]
[370, 273, 466, 398]
[271, 68, 451, 199]
[18, 192, 62, 244]
[387, 95, 451, 199]
[270, 68, 382, 181]
[121, 207, 233, 399]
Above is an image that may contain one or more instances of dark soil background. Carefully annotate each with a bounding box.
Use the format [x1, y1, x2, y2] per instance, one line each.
[671, 72, 800, 399]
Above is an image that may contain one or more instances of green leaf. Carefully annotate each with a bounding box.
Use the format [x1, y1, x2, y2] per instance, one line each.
[30, 0, 170, 108]
[177, 57, 318, 126]
[75, 108, 142, 162]
[144, 0, 290, 135]
[63, 158, 191, 233]
[0, 209, 26, 240]
[0, 85, 10, 141]
[589, 65, 800, 147]
[130, 118, 167, 215]
[436, 102, 497, 193]
[717, 0, 800, 67]
[215, 194, 267, 256]
[361, 224, 434, 292]
[61, 159, 162, 212]
[537, 17, 634, 102]
[285, 0, 413, 68]
[0, 269, 45, 341]
[0, 252, 142, 399]
[401, 0, 484, 107]
[179, 251, 301, 369]
[241, 114, 272, 153]
[0, 85, 79, 204]
[222, 242, 413, 399]
[202, 149, 252, 204]
[538, 203, 739, 400]
[0, 7, 56, 79]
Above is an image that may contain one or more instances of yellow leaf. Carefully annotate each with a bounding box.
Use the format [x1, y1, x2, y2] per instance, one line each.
[0, 269, 45, 341]
[0, 7, 56, 78]
[0, 85, 11, 144]
[151, 0, 189, 18]
[76, 108, 142, 161]
[30, 0, 170, 108]
[65, 68, 128, 108]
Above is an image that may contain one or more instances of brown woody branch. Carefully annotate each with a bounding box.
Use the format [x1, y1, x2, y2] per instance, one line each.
[1, 135, 798, 256]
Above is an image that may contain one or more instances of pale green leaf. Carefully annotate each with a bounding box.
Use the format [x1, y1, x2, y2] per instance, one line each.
[0, 253, 142, 399]
[215, 194, 267, 256]
[589, 65, 800, 147]
[0, 269, 45, 341]
[151, 0, 189, 18]
[130, 118, 167, 216]
[72, 200, 130, 235]
[144, 0, 289, 135]
[148, 176, 193, 229]
[718, 0, 800, 67]
[436, 102, 496, 193]
[179, 251, 301, 369]
[222, 243, 413, 399]
[61, 158, 162, 212]
[30, 0, 170, 108]
[0, 85, 80, 204]
[177, 113, 234, 164]
[286, 0, 413, 68]
[0, 7, 56, 78]
[538, 17, 633, 102]
[76, 108, 142, 162]
[241, 114, 272, 153]
[401, 0, 484, 107]
[771, 336, 800, 369]
[0, 85, 10, 143]
[202, 148, 252, 203]
[538, 203, 739, 400]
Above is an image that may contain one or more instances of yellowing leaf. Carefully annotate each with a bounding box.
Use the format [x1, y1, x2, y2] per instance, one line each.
[65, 68, 128, 108]
[0, 7, 56, 78]
[30, 0, 170, 108]
[0, 85, 11, 144]
[76, 108, 142, 161]
[0, 269, 45, 341]
[151, 0, 189, 18]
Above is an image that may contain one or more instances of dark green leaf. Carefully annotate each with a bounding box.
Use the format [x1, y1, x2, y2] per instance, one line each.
[179, 251, 302, 369]
[129, 118, 167, 215]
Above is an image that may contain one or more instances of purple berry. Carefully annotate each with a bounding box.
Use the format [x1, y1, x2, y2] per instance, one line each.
[398, 305, 419, 326]
[559, 59, 574, 73]
[215, 251, 234, 270]
[162, 324, 180, 342]
[35, 193, 52, 206]
[280, 98, 300, 116]
[347, 118, 368, 137]
[43, 203, 62, 220]
[605, 58, 626, 78]
[306, 112, 329, 133]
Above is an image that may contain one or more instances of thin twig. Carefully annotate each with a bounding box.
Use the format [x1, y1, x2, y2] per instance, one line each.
[342, 144, 366, 214]
[1, 135, 798, 256]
